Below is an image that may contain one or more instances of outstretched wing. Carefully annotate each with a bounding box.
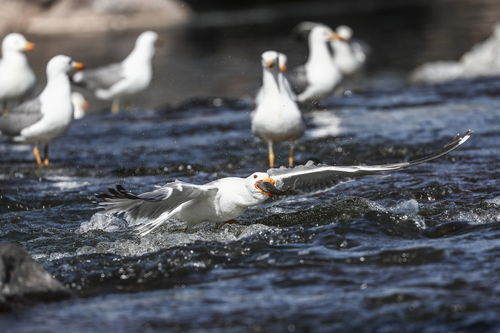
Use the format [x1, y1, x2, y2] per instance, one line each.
[264, 130, 472, 196]
[0, 98, 43, 136]
[97, 181, 219, 235]
[72, 63, 124, 91]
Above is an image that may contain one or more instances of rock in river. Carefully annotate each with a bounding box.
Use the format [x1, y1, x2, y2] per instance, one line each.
[0, 243, 71, 312]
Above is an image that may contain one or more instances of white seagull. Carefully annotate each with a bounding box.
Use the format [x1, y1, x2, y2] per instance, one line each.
[97, 131, 472, 236]
[331, 25, 369, 76]
[71, 31, 158, 113]
[71, 92, 89, 120]
[288, 25, 343, 103]
[0, 33, 36, 109]
[0, 55, 84, 167]
[252, 51, 305, 168]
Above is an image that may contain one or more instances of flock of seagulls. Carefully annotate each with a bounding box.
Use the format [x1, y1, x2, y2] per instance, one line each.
[0, 23, 472, 235]
[0, 31, 157, 166]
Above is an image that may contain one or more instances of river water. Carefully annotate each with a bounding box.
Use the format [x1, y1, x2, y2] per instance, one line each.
[1, 1, 500, 332]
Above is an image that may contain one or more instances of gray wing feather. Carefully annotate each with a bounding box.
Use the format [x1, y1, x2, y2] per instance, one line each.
[97, 181, 218, 222]
[0, 98, 43, 136]
[268, 130, 473, 195]
[287, 65, 309, 95]
[72, 63, 124, 91]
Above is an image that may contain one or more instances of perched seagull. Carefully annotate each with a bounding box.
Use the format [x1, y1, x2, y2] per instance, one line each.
[71, 31, 158, 113]
[97, 131, 472, 236]
[331, 25, 369, 76]
[252, 51, 305, 168]
[0, 33, 36, 109]
[0, 55, 84, 167]
[288, 25, 343, 103]
[71, 92, 89, 120]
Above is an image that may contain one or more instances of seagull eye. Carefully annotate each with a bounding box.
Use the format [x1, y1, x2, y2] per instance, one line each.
[253, 175, 258, 179]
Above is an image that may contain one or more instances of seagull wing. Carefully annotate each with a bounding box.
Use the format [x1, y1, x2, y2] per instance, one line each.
[97, 180, 219, 235]
[0, 98, 43, 136]
[287, 65, 309, 96]
[72, 63, 124, 91]
[266, 130, 472, 196]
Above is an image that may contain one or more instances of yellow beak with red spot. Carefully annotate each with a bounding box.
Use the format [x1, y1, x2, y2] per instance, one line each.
[254, 178, 277, 198]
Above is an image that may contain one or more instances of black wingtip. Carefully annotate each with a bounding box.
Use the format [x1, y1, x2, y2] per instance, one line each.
[95, 184, 138, 201]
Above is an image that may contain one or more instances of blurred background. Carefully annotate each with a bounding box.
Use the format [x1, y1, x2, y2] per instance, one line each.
[2, 0, 500, 107]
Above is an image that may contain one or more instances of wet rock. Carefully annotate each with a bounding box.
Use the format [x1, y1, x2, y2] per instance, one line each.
[0, 0, 191, 35]
[0, 242, 71, 312]
[411, 23, 500, 84]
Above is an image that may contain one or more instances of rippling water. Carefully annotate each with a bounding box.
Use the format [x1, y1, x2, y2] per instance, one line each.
[1, 72, 499, 331]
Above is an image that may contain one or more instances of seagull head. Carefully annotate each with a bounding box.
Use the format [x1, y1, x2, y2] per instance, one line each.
[46, 55, 84, 79]
[246, 172, 280, 199]
[2, 33, 34, 54]
[335, 25, 353, 42]
[310, 25, 339, 43]
[278, 53, 288, 72]
[136, 31, 159, 50]
[261, 51, 281, 72]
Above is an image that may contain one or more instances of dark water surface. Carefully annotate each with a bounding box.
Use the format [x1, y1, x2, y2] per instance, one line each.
[1, 2, 500, 332]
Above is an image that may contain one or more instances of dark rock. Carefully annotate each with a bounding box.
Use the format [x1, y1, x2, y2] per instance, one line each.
[0, 242, 71, 312]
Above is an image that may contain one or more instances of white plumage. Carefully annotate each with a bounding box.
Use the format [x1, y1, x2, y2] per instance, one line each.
[288, 25, 343, 102]
[331, 25, 368, 76]
[0, 33, 36, 108]
[72, 31, 158, 113]
[251, 51, 305, 168]
[0, 55, 84, 167]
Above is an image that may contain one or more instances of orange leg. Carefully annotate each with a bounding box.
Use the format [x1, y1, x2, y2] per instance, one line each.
[33, 145, 42, 167]
[267, 141, 275, 168]
[43, 144, 50, 167]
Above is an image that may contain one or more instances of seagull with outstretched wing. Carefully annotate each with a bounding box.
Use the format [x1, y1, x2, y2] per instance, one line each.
[97, 130, 472, 236]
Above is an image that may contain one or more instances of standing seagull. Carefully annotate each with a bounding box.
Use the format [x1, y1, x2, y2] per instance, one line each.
[0, 55, 84, 167]
[331, 25, 369, 76]
[252, 51, 305, 168]
[288, 25, 343, 103]
[97, 131, 472, 236]
[71, 31, 158, 113]
[0, 33, 36, 110]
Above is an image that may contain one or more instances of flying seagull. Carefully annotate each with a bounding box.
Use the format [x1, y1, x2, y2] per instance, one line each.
[97, 130, 472, 236]
[71, 31, 158, 113]
[0, 33, 36, 110]
[287, 25, 343, 103]
[252, 51, 305, 168]
[0, 55, 84, 167]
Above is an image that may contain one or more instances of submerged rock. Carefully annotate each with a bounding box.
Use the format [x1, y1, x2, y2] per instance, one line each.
[411, 23, 500, 84]
[0, 243, 71, 312]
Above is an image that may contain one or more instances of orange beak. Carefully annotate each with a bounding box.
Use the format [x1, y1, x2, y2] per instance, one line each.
[279, 64, 287, 72]
[254, 178, 277, 198]
[265, 60, 274, 68]
[23, 42, 35, 52]
[330, 33, 348, 41]
[81, 99, 90, 112]
[72, 62, 85, 70]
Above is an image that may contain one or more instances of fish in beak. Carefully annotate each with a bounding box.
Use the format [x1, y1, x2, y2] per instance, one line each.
[255, 178, 287, 197]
